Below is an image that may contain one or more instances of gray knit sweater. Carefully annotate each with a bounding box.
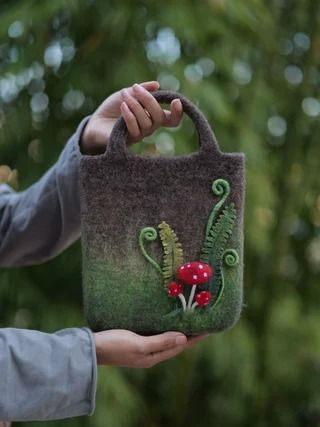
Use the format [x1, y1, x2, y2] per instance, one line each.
[0, 117, 97, 421]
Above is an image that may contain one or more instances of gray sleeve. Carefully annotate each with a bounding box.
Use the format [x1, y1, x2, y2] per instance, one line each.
[0, 116, 90, 267]
[0, 117, 98, 421]
[0, 327, 97, 421]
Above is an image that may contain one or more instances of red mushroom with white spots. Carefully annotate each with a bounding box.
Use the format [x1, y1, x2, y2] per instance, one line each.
[192, 290, 212, 309]
[167, 281, 187, 311]
[177, 261, 213, 309]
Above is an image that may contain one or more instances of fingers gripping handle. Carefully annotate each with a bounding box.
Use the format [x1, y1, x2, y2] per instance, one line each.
[106, 90, 221, 158]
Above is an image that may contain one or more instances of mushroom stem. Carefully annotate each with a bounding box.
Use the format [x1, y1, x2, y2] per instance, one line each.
[187, 284, 197, 309]
[191, 301, 199, 310]
[178, 294, 187, 312]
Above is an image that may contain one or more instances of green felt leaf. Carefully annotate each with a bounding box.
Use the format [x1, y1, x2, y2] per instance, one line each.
[200, 204, 236, 296]
[158, 221, 184, 287]
[200, 203, 236, 265]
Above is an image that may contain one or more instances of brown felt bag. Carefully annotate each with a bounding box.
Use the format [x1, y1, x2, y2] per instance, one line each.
[80, 90, 245, 335]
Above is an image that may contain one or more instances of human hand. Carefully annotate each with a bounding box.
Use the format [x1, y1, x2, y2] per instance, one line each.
[80, 81, 183, 155]
[94, 329, 208, 368]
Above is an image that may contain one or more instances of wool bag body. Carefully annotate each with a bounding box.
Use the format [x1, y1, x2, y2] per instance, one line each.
[80, 91, 245, 335]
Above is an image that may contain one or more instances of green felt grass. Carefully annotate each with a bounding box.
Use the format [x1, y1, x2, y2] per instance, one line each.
[82, 233, 243, 335]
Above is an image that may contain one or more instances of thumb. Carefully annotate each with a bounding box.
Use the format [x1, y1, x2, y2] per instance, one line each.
[141, 332, 187, 354]
[140, 80, 160, 92]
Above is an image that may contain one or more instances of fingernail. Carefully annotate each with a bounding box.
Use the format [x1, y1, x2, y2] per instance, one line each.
[121, 89, 129, 99]
[133, 83, 140, 91]
[176, 335, 187, 346]
[173, 99, 182, 109]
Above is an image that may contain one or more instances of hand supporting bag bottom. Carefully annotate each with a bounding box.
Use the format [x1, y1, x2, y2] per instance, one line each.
[80, 90, 245, 335]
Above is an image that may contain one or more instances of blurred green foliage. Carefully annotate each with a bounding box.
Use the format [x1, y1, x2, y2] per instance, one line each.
[0, 0, 320, 426]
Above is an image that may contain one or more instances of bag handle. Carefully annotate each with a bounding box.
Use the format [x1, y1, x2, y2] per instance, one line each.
[106, 90, 221, 159]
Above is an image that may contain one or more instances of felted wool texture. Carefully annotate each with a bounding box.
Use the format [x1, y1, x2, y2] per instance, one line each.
[80, 90, 245, 335]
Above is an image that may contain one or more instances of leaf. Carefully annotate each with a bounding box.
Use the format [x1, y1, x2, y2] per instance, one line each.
[200, 204, 236, 292]
[200, 204, 236, 263]
[158, 221, 184, 288]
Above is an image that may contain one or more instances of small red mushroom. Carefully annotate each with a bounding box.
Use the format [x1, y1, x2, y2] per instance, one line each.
[167, 281, 187, 311]
[194, 290, 212, 308]
[177, 261, 213, 309]
[168, 282, 183, 297]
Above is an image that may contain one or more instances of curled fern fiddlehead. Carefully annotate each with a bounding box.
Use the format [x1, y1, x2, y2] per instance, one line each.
[209, 249, 239, 310]
[204, 179, 230, 239]
[138, 227, 162, 274]
[223, 249, 239, 267]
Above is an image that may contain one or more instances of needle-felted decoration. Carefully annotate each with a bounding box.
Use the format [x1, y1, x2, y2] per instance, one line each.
[80, 90, 245, 335]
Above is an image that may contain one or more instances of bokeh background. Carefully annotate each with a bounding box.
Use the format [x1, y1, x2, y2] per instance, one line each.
[0, 0, 320, 426]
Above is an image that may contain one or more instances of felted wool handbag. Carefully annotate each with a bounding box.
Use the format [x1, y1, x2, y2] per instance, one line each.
[80, 90, 245, 335]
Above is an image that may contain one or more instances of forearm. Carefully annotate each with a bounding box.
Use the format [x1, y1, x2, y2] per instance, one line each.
[0, 117, 90, 267]
[0, 327, 97, 421]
